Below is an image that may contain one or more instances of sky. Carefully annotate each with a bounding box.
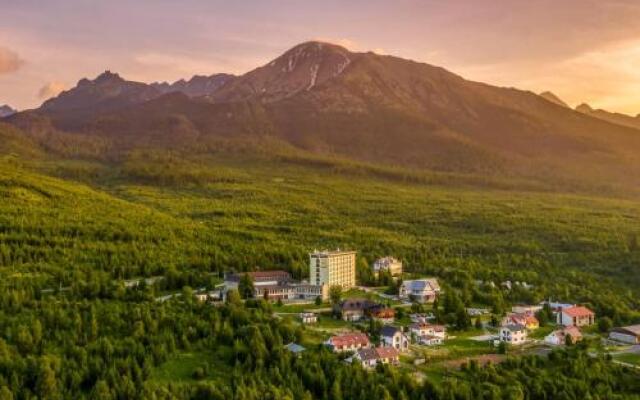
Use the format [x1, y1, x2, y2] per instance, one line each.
[1, 0, 640, 115]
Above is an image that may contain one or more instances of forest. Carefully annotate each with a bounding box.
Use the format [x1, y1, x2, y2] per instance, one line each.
[1, 132, 640, 397]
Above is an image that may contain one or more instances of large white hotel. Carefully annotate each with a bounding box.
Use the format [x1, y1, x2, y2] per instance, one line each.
[309, 249, 357, 289]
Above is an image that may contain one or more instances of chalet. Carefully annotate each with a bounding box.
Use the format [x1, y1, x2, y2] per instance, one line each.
[399, 278, 441, 303]
[299, 312, 317, 324]
[609, 325, 640, 344]
[499, 324, 527, 345]
[558, 306, 595, 327]
[326, 333, 371, 352]
[545, 326, 583, 346]
[380, 325, 409, 351]
[372, 257, 403, 277]
[350, 347, 400, 368]
[368, 305, 395, 323]
[417, 335, 444, 346]
[338, 298, 377, 321]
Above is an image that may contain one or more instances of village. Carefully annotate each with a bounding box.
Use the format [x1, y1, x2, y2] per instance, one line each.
[195, 249, 640, 376]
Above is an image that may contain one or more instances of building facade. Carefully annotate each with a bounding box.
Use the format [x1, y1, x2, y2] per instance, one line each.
[399, 278, 441, 303]
[309, 249, 357, 289]
[609, 325, 640, 344]
[558, 306, 595, 327]
[372, 257, 403, 277]
[499, 324, 527, 345]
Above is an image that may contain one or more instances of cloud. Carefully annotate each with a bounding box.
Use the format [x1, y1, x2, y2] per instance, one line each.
[0, 47, 24, 75]
[37, 82, 66, 99]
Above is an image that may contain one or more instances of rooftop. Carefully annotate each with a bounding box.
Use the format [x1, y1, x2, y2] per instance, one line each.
[562, 306, 595, 318]
[329, 332, 370, 347]
[310, 249, 357, 257]
[503, 324, 526, 332]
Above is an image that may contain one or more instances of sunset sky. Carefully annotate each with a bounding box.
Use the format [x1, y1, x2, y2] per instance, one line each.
[1, 0, 640, 115]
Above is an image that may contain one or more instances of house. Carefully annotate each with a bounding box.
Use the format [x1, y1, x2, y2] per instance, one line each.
[285, 343, 306, 355]
[194, 290, 222, 302]
[372, 257, 403, 277]
[545, 326, 583, 346]
[380, 325, 409, 351]
[368, 305, 395, 323]
[417, 335, 444, 346]
[502, 313, 539, 330]
[409, 322, 446, 341]
[351, 347, 400, 368]
[609, 325, 640, 344]
[499, 324, 527, 345]
[338, 298, 377, 321]
[299, 312, 317, 324]
[326, 333, 371, 352]
[399, 278, 441, 303]
[558, 306, 595, 327]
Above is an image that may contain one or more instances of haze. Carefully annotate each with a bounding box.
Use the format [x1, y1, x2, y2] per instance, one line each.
[1, 0, 640, 115]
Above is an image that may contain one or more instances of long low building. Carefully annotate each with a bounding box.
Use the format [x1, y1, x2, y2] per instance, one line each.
[609, 325, 640, 344]
[224, 270, 329, 301]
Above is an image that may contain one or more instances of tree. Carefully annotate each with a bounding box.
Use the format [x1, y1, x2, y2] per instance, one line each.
[226, 289, 242, 305]
[329, 286, 342, 305]
[598, 316, 613, 333]
[475, 318, 483, 330]
[314, 296, 322, 306]
[238, 274, 255, 299]
[497, 341, 507, 354]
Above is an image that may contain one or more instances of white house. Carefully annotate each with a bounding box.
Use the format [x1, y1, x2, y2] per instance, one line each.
[558, 306, 595, 327]
[350, 347, 400, 369]
[409, 322, 446, 341]
[609, 325, 640, 344]
[399, 279, 441, 303]
[544, 326, 583, 346]
[380, 325, 409, 351]
[499, 324, 527, 345]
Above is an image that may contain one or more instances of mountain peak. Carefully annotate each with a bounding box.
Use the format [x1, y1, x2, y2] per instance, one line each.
[95, 70, 123, 83]
[0, 104, 17, 118]
[539, 91, 569, 108]
[576, 103, 594, 113]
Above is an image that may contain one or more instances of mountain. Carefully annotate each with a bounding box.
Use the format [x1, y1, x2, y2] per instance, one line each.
[38, 71, 162, 129]
[0, 105, 16, 118]
[8, 41, 640, 188]
[539, 91, 569, 108]
[575, 103, 640, 131]
[152, 74, 235, 97]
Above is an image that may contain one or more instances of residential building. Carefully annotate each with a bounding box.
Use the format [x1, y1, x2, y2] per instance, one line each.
[309, 249, 357, 289]
[350, 347, 400, 368]
[326, 333, 371, 352]
[368, 305, 395, 323]
[417, 335, 444, 346]
[545, 326, 583, 346]
[499, 324, 528, 345]
[338, 298, 377, 321]
[609, 325, 640, 344]
[372, 257, 403, 277]
[299, 312, 317, 324]
[558, 306, 595, 327]
[380, 325, 409, 351]
[399, 279, 441, 303]
[502, 312, 539, 330]
[409, 313, 434, 323]
[409, 322, 446, 341]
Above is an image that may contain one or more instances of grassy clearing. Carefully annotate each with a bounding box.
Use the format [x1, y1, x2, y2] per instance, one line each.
[614, 353, 640, 366]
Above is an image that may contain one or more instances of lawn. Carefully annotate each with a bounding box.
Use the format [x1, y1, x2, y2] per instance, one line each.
[614, 353, 640, 366]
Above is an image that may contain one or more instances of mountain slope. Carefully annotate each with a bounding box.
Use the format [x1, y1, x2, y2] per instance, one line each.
[539, 91, 569, 108]
[152, 73, 235, 97]
[8, 41, 640, 188]
[576, 103, 640, 131]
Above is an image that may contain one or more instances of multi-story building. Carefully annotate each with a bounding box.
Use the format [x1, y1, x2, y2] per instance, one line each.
[309, 249, 357, 289]
[558, 306, 595, 327]
[499, 324, 528, 345]
[372, 256, 403, 277]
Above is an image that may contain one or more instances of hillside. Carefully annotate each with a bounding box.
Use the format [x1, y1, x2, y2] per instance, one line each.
[8, 41, 640, 191]
[576, 103, 640, 131]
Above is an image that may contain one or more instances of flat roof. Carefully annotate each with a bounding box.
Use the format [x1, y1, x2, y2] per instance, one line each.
[310, 249, 357, 256]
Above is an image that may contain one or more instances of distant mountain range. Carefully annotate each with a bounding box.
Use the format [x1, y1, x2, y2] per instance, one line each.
[0, 105, 16, 118]
[6, 41, 640, 188]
